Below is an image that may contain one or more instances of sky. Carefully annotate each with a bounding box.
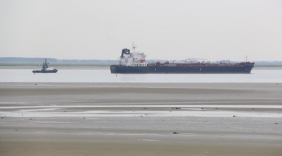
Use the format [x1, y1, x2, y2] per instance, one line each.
[0, 0, 282, 61]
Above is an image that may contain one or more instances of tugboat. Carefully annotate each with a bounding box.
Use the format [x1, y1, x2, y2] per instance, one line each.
[32, 59, 58, 73]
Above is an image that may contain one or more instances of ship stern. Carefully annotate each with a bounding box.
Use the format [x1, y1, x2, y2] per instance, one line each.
[110, 65, 116, 73]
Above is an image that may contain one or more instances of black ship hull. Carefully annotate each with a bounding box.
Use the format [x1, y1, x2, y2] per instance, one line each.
[32, 69, 58, 73]
[110, 64, 254, 74]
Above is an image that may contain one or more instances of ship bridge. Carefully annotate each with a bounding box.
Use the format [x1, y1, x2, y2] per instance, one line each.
[119, 46, 147, 67]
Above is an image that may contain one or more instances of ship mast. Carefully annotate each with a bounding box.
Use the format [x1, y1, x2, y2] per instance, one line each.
[132, 42, 137, 52]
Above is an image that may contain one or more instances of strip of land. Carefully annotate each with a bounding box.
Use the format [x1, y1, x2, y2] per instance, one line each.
[0, 83, 281, 156]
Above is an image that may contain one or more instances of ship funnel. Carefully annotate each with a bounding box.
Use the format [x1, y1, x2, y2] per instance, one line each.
[121, 48, 130, 58]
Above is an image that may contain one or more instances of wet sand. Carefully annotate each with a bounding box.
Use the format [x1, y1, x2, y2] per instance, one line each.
[0, 83, 282, 156]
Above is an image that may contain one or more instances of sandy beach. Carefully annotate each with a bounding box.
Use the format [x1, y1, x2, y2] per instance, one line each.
[0, 83, 281, 156]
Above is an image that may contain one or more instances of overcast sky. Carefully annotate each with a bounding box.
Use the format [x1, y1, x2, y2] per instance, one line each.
[0, 0, 281, 61]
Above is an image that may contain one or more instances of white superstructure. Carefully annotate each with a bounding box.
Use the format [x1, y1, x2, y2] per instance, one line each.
[119, 43, 147, 67]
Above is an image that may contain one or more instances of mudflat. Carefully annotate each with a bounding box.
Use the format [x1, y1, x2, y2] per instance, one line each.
[0, 83, 281, 156]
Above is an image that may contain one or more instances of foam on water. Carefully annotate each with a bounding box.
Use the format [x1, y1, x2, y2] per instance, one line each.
[1, 110, 281, 118]
[1, 105, 282, 118]
[1, 104, 282, 109]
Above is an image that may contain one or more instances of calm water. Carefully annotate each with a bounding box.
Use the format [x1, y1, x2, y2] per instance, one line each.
[1, 69, 282, 83]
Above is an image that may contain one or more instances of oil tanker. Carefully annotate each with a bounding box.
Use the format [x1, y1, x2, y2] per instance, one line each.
[110, 46, 254, 74]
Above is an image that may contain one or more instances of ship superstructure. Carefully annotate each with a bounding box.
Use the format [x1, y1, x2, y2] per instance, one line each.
[119, 48, 147, 67]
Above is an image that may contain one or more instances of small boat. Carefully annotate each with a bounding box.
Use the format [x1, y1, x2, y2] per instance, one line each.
[32, 59, 58, 73]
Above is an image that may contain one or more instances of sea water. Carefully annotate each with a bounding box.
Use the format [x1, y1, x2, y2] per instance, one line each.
[0, 69, 281, 83]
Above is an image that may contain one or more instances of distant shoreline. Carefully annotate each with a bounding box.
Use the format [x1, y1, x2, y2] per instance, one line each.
[1, 57, 282, 67]
[0, 64, 110, 70]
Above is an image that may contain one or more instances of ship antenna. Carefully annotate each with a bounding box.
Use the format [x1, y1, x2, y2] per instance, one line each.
[132, 42, 137, 52]
[246, 56, 248, 62]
